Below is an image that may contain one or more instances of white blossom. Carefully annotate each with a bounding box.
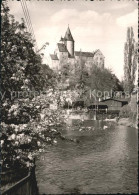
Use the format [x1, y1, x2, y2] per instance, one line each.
[46, 137, 51, 141]
[37, 141, 41, 146]
[15, 141, 19, 146]
[53, 139, 57, 144]
[28, 153, 33, 160]
[10, 134, 16, 140]
[27, 138, 31, 143]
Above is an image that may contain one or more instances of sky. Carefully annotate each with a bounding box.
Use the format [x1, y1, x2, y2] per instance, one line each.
[8, 0, 138, 80]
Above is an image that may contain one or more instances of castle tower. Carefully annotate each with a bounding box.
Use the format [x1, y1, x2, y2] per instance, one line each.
[64, 26, 74, 57]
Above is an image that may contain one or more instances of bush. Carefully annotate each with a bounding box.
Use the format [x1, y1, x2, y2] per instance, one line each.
[119, 104, 132, 118]
[1, 3, 65, 175]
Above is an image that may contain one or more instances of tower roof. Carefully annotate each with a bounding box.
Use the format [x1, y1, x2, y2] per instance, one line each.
[64, 26, 74, 42]
[57, 43, 68, 52]
[59, 36, 65, 42]
[50, 54, 59, 60]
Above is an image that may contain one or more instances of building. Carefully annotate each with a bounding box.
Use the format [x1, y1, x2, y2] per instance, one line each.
[100, 98, 128, 111]
[50, 26, 105, 71]
[72, 100, 84, 109]
[88, 102, 108, 111]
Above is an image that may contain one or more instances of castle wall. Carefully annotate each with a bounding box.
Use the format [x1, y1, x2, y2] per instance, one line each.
[51, 60, 59, 71]
[52, 60, 59, 67]
[74, 56, 95, 70]
[59, 52, 69, 68]
[67, 58, 75, 64]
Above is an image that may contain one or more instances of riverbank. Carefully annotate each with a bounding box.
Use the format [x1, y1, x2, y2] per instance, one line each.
[118, 117, 138, 129]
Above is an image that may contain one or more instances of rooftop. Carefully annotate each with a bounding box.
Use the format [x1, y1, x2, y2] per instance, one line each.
[64, 26, 74, 42]
[101, 98, 129, 103]
[75, 51, 94, 57]
[93, 49, 105, 57]
[60, 36, 65, 42]
[57, 43, 68, 52]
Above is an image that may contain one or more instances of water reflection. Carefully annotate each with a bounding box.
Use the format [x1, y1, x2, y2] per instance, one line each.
[35, 119, 138, 194]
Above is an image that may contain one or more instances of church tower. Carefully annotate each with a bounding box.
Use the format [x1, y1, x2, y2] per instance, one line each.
[64, 26, 74, 57]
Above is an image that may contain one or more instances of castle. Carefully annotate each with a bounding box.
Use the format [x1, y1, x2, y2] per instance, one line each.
[50, 26, 105, 71]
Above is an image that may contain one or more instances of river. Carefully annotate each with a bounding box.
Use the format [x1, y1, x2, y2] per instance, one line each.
[35, 120, 138, 194]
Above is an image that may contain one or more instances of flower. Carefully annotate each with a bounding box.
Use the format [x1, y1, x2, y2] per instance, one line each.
[22, 124, 27, 128]
[16, 135, 21, 140]
[11, 134, 16, 140]
[51, 129, 57, 132]
[37, 141, 41, 146]
[13, 111, 18, 116]
[26, 161, 30, 167]
[28, 154, 33, 160]
[1, 140, 4, 146]
[53, 139, 57, 144]
[3, 102, 8, 106]
[24, 79, 29, 84]
[9, 104, 19, 112]
[19, 133, 24, 139]
[14, 125, 19, 132]
[15, 141, 19, 146]
[40, 113, 45, 120]
[27, 138, 31, 143]
[46, 137, 51, 141]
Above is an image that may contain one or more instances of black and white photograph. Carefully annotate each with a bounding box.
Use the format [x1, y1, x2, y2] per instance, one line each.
[1, 0, 138, 194]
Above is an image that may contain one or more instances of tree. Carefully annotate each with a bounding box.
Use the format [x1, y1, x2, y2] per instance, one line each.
[1, 2, 49, 124]
[1, 3, 63, 176]
[67, 58, 90, 98]
[89, 65, 123, 95]
[124, 27, 137, 94]
[1, 5, 47, 97]
[58, 58, 123, 102]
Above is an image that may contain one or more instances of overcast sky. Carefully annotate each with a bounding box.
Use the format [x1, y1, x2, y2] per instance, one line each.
[8, 0, 138, 80]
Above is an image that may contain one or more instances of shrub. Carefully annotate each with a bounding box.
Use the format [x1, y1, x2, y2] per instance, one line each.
[119, 104, 131, 118]
[1, 3, 65, 176]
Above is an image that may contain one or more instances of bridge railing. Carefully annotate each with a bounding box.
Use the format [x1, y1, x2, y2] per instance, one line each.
[1, 166, 39, 195]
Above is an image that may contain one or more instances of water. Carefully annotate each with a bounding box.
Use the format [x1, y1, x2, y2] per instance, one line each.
[35, 120, 138, 194]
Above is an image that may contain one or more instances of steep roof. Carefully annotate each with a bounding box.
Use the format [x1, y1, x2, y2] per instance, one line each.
[75, 51, 94, 57]
[59, 36, 65, 42]
[50, 54, 59, 60]
[64, 27, 74, 42]
[93, 49, 105, 57]
[57, 43, 68, 52]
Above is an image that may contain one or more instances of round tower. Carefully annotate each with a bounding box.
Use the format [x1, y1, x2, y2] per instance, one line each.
[66, 40, 74, 57]
[64, 26, 74, 57]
